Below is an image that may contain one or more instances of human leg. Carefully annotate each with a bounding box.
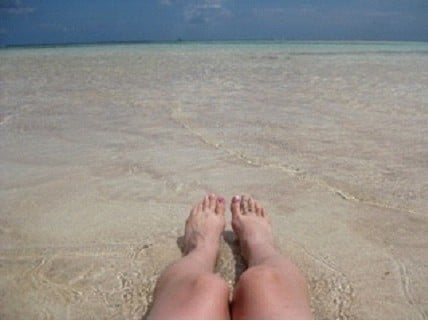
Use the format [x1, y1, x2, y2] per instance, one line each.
[147, 194, 230, 320]
[230, 195, 312, 319]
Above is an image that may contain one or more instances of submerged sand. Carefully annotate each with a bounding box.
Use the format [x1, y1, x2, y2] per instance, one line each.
[0, 43, 427, 319]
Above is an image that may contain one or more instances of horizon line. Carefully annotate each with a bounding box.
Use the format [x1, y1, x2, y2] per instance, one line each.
[2, 38, 428, 49]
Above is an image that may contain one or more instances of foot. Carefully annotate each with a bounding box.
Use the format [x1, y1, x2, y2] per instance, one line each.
[231, 195, 278, 267]
[183, 194, 226, 268]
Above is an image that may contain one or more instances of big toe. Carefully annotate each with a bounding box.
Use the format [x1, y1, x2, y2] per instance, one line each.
[231, 195, 242, 219]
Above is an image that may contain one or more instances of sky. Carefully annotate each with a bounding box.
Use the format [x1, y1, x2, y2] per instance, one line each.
[1, 0, 428, 46]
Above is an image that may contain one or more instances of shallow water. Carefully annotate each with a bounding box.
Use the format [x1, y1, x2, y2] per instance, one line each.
[1, 41, 427, 318]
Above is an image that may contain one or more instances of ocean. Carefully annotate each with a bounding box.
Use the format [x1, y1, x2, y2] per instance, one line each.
[1, 41, 427, 318]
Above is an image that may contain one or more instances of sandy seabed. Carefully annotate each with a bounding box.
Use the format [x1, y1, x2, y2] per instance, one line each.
[0, 43, 427, 319]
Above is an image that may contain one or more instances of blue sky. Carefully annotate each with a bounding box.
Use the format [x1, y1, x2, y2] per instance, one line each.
[1, 0, 427, 46]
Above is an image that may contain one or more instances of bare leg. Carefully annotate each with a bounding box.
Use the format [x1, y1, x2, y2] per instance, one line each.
[230, 195, 313, 319]
[147, 194, 230, 320]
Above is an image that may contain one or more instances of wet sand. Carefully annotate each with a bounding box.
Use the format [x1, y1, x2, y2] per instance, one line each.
[0, 43, 427, 318]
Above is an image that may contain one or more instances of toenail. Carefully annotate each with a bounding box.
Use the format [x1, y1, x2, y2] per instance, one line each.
[218, 196, 225, 203]
[233, 195, 241, 202]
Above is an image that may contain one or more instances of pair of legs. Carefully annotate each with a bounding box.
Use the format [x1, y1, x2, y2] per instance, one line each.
[147, 194, 312, 319]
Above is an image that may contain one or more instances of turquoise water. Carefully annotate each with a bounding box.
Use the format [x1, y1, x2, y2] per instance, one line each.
[1, 39, 427, 214]
[2, 40, 428, 55]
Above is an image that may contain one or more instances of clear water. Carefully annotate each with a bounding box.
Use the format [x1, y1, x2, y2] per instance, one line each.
[1, 41, 427, 319]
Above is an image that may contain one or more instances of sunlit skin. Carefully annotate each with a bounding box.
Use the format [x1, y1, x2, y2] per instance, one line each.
[148, 194, 313, 319]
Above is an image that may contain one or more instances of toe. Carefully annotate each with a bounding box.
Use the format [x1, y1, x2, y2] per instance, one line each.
[254, 200, 262, 216]
[241, 195, 250, 215]
[202, 195, 210, 210]
[189, 206, 197, 218]
[248, 197, 256, 213]
[215, 196, 225, 215]
[208, 193, 217, 210]
[231, 195, 241, 219]
[188, 202, 202, 224]
[196, 201, 203, 214]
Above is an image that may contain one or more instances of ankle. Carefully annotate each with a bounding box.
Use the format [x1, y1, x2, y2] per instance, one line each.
[247, 245, 279, 265]
[186, 246, 219, 269]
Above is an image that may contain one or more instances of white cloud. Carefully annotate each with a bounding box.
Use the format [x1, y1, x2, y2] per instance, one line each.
[184, 0, 231, 24]
[0, 0, 35, 15]
[252, 5, 320, 20]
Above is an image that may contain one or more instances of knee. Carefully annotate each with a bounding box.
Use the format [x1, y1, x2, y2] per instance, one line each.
[239, 265, 283, 285]
[238, 265, 307, 289]
[191, 273, 229, 294]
